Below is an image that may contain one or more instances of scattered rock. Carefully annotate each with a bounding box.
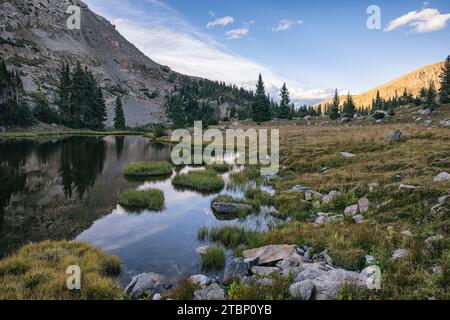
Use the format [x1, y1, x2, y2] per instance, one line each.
[377, 199, 393, 209]
[289, 280, 315, 300]
[251, 266, 281, 277]
[284, 185, 312, 193]
[243, 245, 297, 265]
[340, 152, 356, 158]
[438, 195, 450, 205]
[391, 249, 409, 260]
[189, 275, 214, 289]
[385, 129, 402, 142]
[399, 184, 419, 190]
[194, 283, 226, 300]
[417, 108, 432, 115]
[255, 278, 274, 287]
[152, 293, 162, 301]
[313, 249, 333, 266]
[312, 269, 368, 300]
[358, 197, 370, 213]
[422, 119, 433, 127]
[352, 215, 364, 224]
[439, 118, 450, 127]
[212, 202, 253, 214]
[322, 190, 339, 204]
[223, 258, 249, 283]
[425, 235, 444, 244]
[401, 230, 414, 237]
[344, 204, 359, 217]
[244, 257, 260, 269]
[337, 117, 351, 124]
[434, 172, 450, 182]
[125, 273, 165, 299]
[365, 255, 375, 264]
[368, 182, 379, 192]
[195, 246, 210, 256]
[294, 264, 328, 283]
[305, 191, 323, 201]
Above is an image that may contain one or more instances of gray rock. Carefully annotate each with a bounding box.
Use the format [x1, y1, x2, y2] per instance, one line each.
[322, 190, 339, 204]
[152, 293, 162, 301]
[315, 215, 331, 225]
[305, 191, 323, 201]
[194, 283, 226, 300]
[289, 280, 315, 300]
[313, 249, 333, 266]
[223, 258, 249, 283]
[243, 245, 297, 265]
[244, 257, 260, 269]
[422, 119, 433, 127]
[276, 252, 303, 271]
[212, 202, 253, 214]
[340, 152, 356, 158]
[352, 215, 364, 224]
[344, 204, 359, 217]
[189, 275, 214, 289]
[434, 172, 450, 182]
[365, 255, 375, 264]
[425, 235, 444, 244]
[358, 197, 370, 213]
[294, 264, 328, 283]
[439, 118, 450, 127]
[255, 278, 274, 287]
[0, 126, 5, 132]
[368, 182, 379, 192]
[251, 266, 281, 277]
[399, 184, 419, 190]
[391, 249, 409, 260]
[195, 246, 210, 256]
[337, 117, 351, 124]
[125, 273, 164, 299]
[284, 185, 312, 193]
[417, 108, 432, 115]
[438, 195, 450, 205]
[401, 230, 414, 237]
[385, 129, 402, 142]
[313, 269, 368, 300]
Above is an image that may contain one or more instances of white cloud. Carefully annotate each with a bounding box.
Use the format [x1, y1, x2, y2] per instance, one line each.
[84, 0, 330, 105]
[384, 8, 450, 33]
[207, 16, 235, 28]
[272, 19, 303, 32]
[225, 27, 249, 39]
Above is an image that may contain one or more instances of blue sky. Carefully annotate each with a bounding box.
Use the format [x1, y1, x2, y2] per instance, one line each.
[84, 0, 450, 104]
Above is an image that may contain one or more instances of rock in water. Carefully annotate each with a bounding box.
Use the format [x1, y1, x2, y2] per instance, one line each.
[211, 202, 253, 214]
[385, 129, 402, 142]
[289, 280, 315, 300]
[223, 258, 249, 283]
[243, 245, 297, 265]
[125, 273, 164, 299]
[434, 172, 450, 182]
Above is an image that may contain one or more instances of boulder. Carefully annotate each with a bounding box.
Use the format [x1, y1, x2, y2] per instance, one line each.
[322, 190, 339, 204]
[244, 257, 260, 269]
[344, 204, 359, 217]
[124, 273, 164, 299]
[152, 293, 162, 301]
[313, 249, 333, 266]
[305, 191, 323, 201]
[315, 215, 331, 225]
[194, 283, 226, 300]
[422, 119, 433, 127]
[438, 195, 450, 205]
[211, 202, 253, 214]
[417, 108, 432, 115]
[352, 215, 364, 224]
[195, 246, 210, 256]
[189, 275, 214, 289]
[385, 129, 403, 142]
[358, 197, 370, 213]
[401, 230, 414, 237]
[391, 249, 409, 260]
[337, 117, 351, 124]
[223, 258, 249, 283]
[251, 266, 281, 277]
[439, 118, 450, 127]
[434, 172, 450, 182]
[312, 269, 368, 300]
[399, 184, 419, 190]
[243, 245, 297, 265]
[289, 280, 315, 300]
[425, 235, 444, 244]
[294, 264, 328, 283]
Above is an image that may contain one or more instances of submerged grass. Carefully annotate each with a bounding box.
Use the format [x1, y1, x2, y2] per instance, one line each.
[172, 170, 225, 192]
[118, 189, 165, 211]
[0, 241, 123, 300]
[124, 161, 172, 177]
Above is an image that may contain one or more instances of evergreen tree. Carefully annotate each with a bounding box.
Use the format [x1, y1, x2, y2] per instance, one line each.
[278, 83, 291, 119]
[425, 80, 438, 110]
[342, 93, 356, 116]
[329, 89, 340, 120]
[92, 86, 107, 129]
[439, 55, 450, 104]
[252, 74, 270, 123]
[114, 96, 126, 130]
[372, 90, 384, 112]
[56, 63, 72, 125]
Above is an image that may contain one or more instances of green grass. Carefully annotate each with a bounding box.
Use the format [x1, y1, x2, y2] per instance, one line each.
[198, 225, 261, 254]
[227, 273, 292, 300]
[172, 170, 225, 192]
[163, 278, 200, 300]
[118, 189, 165, 211]
[205, 163, 232, 173]
[0, 241, 123, 300]
[0, 129, 145, 139]
[124, 161, 172, 177]
[201, 246, 226, 271]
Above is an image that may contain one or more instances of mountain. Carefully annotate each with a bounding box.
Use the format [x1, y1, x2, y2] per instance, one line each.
[317, 61, 444, 109]
[0, 0, 196, 127]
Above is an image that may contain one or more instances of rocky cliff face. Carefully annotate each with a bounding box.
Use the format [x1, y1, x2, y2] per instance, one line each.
[0, 0, 190, 126]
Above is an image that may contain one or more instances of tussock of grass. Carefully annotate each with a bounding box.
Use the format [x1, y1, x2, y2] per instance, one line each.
[227, 273, 292, 300]
[198, 225, 261, 251]
[229, 166, 262, 188]
[163, 278, 200, 300]
[201, 246, 225, 271]
[0, 241, 123, 300]
[206, 163, 232, 173]
[118, 189, 165, 211]
[124, 161, 172, 177]
[172, 170, 224, 192]
[244, 188, 273, 207]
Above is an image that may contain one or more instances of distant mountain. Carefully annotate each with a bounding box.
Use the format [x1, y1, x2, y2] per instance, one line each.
[0, 0, 197, 126]
[317, 61, 444, 109]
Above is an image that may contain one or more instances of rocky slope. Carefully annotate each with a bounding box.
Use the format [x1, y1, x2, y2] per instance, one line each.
[318, 61, 444, 109]
[0, 0, 191, 126]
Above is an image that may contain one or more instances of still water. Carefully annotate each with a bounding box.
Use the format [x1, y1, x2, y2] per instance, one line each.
[0, 135, 273, 285]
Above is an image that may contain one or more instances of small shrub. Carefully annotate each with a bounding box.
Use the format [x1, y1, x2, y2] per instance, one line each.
[124, 161, 172, 177]
[118, 189, 165, 211]
[201, 246, 225, 271]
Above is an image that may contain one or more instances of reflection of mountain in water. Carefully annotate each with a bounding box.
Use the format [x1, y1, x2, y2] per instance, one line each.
[0, 136, 172, 257]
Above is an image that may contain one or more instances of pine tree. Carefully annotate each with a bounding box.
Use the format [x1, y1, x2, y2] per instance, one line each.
[278, 83, 291, 119]
[425, 80, 437, 110]
[114, 96, 126, 130]
[56, 63, 72, 125]
[372, 90, 384, 112]
[342, 93, 356, 116]
[252, 74, 270, 123]
[329, 89, 340, 120]
[439, 55, 450, 104]
[92, 86, 107, 129]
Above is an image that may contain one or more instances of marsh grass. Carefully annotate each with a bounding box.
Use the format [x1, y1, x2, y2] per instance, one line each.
[206, 163, 232, 173]
[124, 161, 172, 177]
[201, 246, 226, 271]
[0, 241, 123, 300]
[198, 225, 261, 252]
[118, 189, 165, 211]
[172, 170, 225, 192]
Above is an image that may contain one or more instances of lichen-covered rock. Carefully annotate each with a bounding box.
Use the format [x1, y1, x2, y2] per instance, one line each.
[125, 273, 164, 298]
[289, 280, 315, 300]
[194, 283, 226, 300]
[223, 258, 249, 283]
[243, 245, 297, 265]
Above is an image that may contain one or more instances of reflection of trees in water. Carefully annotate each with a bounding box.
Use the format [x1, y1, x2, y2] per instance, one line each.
[59, 137, 106, 200]
[0, 167, 27, 227]
[115, 136, 125, 159]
